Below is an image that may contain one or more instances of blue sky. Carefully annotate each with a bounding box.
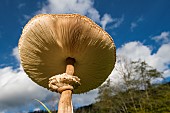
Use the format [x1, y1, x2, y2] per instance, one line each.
[0, 0, 170, 112]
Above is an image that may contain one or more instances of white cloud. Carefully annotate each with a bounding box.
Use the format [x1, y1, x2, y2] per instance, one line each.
[100, 14, 124, 30]
[100, 14, 113, 30]
[0, 111, 6, 113]
[1, 48, 59, 112]
[117, 41, 152, 61]
[109, 41, 170, 87]
[110, 15, 124, 29]
[0, 46, 99, 112]
[37, 0, 100, 22]
[150, 43, 170, 70]
[152, 31, 170, 43]
[115, 41, 170, 77]
[37, 0, 122, 30]
[130, 17, 143, 32]
[102, 15, 124, 30]
[7, 34, 169, 113]
[164, 69, 170, 78]
[73, 89, 98, 108]
[5, 0, 125, 109]
[2, 42, 170, 112]
[33, 108, 41, 111]
[0, 65, 99, 112]
[0, 66, 58, 112]
[12, 47, 20, 62]
[109, 68, 122, 85]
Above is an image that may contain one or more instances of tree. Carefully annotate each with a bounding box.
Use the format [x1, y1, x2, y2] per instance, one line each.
[132, 60, 163, 111]
[95, 79, 114, 113]
[96, 56, 163, 113]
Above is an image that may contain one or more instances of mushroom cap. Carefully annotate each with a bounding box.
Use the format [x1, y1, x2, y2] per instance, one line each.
[19, 14, 116, 94]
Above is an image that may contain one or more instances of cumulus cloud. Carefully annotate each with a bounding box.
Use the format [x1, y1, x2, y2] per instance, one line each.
[164, 69, 170, 78]
[116, 41, 170, 76]
[38, 0, 100, 22]
[4, 41, 170, 112]
[109, 41, 170, 85]
[0, 66, 58, 113]
[3, 35, 170, 113]
[1, 46, 57, 112]
[73, 89, 98, 108]
[37, 0, 122, 30]
[1, 1, 125, 112]
[152, 31, 170, 43]
[0, 65, 98, 112]
[117, 41, 152, 61]
[4, 1, 170, 112]
[2, 42, 170, 112]
[150, 43, 170, 70]
[0, 46, 99, 112]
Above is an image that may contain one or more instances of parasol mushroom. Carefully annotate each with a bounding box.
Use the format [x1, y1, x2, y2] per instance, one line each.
[19, 14, 116, 113]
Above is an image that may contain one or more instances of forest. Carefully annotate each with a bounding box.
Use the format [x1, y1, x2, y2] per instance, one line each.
[29, 57, 170, 113]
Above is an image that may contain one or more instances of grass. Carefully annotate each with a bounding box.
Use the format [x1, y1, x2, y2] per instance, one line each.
[34, 99, 52, 113]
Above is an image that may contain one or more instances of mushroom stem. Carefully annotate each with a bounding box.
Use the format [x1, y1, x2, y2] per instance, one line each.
[58, 90, 73, 113]
[66, 57, 75, 75]
[58, 57, 75, 113]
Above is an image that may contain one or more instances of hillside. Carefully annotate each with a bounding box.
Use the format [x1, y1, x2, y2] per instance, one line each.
[29, 82, 170, 113]
[75, 83, 170, 113]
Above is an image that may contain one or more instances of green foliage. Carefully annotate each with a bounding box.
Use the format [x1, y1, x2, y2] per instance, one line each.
[72, 83, 170, 113]
[74, 59, 170, 113]
[31, 58, 170, 113]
